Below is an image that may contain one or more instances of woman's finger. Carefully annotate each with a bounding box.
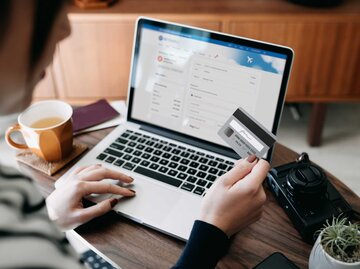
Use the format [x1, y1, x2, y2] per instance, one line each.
[76, 163, 102, 176]
[221, 157, 258, 186]
[78, 181, 136, 197]
[78, 167, 134, 184]
[75, 198, 119, 224]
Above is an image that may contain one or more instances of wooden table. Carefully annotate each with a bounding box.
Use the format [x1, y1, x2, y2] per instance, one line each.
[19, 127, 360, 269]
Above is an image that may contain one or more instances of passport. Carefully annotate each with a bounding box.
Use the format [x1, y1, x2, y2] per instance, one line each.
[72, 99, 120, 133]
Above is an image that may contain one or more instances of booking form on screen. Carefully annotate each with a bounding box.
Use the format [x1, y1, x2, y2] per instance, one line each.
[131, 23, 287, 147]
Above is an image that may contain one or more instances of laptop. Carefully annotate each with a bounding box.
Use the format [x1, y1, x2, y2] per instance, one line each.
[56, 17, 294, 241]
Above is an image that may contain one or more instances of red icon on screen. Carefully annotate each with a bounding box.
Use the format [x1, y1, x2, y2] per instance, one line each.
[157, 56, 163, 62]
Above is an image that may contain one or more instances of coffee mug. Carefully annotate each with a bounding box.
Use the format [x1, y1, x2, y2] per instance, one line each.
[6, 100, 73, 162]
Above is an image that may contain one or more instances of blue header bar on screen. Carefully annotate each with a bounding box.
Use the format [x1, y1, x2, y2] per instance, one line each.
[142, 23, 287, 60]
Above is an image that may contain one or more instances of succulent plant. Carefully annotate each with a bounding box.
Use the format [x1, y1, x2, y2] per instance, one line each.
[319, 216, 360, 263]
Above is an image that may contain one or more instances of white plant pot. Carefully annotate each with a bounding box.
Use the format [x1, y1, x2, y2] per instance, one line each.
[309, 231, 360, 269]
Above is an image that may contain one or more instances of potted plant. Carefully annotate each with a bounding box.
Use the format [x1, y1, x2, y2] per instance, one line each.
[309, 216, 360, 269]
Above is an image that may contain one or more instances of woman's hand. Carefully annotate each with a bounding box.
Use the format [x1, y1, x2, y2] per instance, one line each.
[199, 155, 270, 237]
[46, 164, 135, 230]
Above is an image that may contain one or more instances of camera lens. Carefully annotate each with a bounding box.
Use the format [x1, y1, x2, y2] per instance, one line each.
[286, 164, 327, 207]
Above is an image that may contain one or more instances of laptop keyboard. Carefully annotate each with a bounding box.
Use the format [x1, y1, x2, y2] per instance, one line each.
[96, 129, 234, 196]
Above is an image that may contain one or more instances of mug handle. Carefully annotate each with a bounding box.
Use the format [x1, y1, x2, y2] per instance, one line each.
[5, 123, 29, 150]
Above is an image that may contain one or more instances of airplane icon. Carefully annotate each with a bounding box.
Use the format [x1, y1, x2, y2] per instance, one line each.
[247, 56, 253, 64]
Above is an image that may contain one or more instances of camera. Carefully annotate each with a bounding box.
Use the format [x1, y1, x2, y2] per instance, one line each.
[267, 153, 353, 244]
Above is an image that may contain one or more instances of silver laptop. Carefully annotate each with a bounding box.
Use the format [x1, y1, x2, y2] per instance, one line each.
[56, 17, 294, 240]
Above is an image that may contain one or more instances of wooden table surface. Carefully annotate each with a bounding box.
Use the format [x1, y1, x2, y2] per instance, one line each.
[20, 127, 360, 269]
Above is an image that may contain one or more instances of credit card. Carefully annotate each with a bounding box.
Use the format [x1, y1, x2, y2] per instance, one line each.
[218, 107, 277, 159]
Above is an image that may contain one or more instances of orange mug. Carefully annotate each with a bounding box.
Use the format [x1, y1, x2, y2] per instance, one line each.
[6, 100, 73, 162]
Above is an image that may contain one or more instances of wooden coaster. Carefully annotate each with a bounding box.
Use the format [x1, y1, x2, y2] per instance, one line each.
[74, 0, 116, 9]
[16, 142, 88, 176]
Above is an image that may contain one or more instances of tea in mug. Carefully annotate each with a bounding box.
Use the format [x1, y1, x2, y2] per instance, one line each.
[30, 117, 64, 128]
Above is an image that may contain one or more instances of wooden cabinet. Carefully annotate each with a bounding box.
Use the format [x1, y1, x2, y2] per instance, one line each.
[32, 0, 360, 145]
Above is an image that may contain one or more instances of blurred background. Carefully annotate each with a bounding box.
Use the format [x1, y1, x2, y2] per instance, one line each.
[6, 0, 360, 194]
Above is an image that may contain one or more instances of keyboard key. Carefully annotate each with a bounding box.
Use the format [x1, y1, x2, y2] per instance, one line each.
[209, 168, 219, 175]
[124, 147, 133, 153]
[151, 137, 159, 141]
[206, 175, 217, 182]
[146, 141, 155, 146]
[187, 149, 195, 153]
[206, 154, 214, 159]
[196, 171, 207, 178]
[137, 138, 146, 143]
[159, 159, 169, 165]
[168, 170, 178, 177]
[96, 153, 107, 160]
[178, 165, 187, 172]
[131, 157, 141, 164]
[187, 168, 196, 175]
[160, 140, 168, 144]
[193, 186, 205, 196]
[207, 182, 213, 189]
[133, 150, 142, 156]
[150, 156, 160, 162]
[215, 157, 224, 162]
[227, 166, 233, 171]
[123, 162, 136, 171]
[129, 135, 138, 140]
[199, 165, 209, 171]
[126, 130, 133, 133]
[218, 170, 226, 176]
[163, 146, 172, 151]
[136, 144, 145, 150]
[226, 160, 234, 165]
[171, 156, 180, 162]
[181, 182, 195, 192]
[114, 159, 124, 167]
[134, 132, 141, 136]
[123, 154, 132, 160]
[196, 151, 205, 156]
[190, 154, 199, 161]
[208, 160, 218, 167]
[180, 159, 190, 165]
[189, 161, 199, 168]
[104, 148, 123, 158]
[163, 153, 172, 159]
[180, 151, 190, 158]
[145, 147, 154, 153]
[128, 142, 137, 147]
[143, 135, 150, 138]
[196, 179, 207, 187]
[154, 150, 163, 156]
[199, 157, 208, 164]
[105, 156, 116, 163]
[169, 162, 178, 169]
[150, 163, 160, 170]
[134, 166, 182, 187]
[218, 163, 227, 170]
[159, 166, 169, 173]
[116, 137, 128, 144]
[169, 143, 177, 147]
[172, 149, 181, 155]
[187, 176, 197, 183]
[110, 143, 125, 151]
[178, 146, 186, 150]
[154, 143, 163, 149]
[140, 160, 150, 167]
[121, 133, 130, 138]
[141, 153, 151, 159]
[177, 173, 187, 180]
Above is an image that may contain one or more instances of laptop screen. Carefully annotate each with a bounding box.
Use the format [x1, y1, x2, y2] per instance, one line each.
[128, 18, 293, 159]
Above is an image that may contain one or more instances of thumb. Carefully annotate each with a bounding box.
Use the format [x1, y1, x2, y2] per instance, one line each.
[76, 198, 118, 224]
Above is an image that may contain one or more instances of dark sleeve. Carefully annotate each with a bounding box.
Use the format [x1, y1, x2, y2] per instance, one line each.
[172, 220, 230, 269]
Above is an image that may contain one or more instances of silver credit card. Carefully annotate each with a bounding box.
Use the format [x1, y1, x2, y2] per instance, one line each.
[218, 107, 276, 158]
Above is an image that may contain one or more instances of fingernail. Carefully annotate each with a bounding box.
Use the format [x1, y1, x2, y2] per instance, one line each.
[246, 154, 258, 163]
[110, 198, 119, 208]
[129, 189, 136, 194]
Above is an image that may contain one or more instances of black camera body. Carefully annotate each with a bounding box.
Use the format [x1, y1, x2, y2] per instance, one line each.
[267, 153, 352, 244]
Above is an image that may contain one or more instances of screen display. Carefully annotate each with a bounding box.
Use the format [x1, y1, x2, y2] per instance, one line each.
[131, 21, 288, 148]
